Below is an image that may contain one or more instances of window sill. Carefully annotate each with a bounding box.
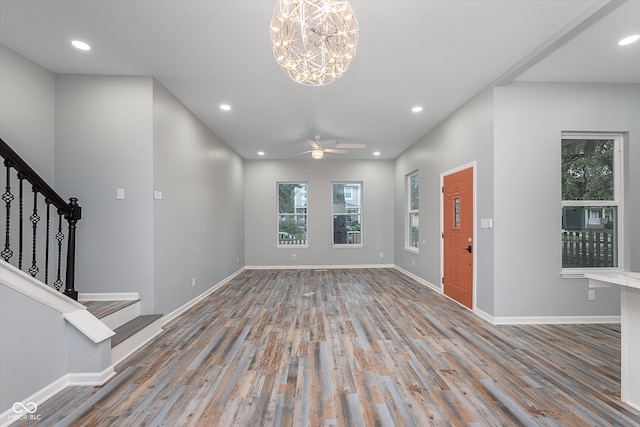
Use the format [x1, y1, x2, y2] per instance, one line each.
[276, 244, 309, 249]
[331, 244, 363, 249]
[561, 267, 622, 279]
[404, 247, 419, 254]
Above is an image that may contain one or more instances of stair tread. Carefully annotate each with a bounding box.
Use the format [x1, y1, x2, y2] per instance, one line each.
[111, 314, 163, 348]
[83, 299, 140, 319]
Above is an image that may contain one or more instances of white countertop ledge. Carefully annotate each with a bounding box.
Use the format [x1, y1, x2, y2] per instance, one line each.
[585, 272, 640, 290]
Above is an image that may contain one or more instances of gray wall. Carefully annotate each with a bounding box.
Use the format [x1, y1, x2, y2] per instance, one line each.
[0, 45, 66, 414]
[152, 80, 244, 315]
[493, 82, 640, 317]
[244, 159, 394, 267]
[393, 88, 495, 314]
[0, 45, 55, 182]
[0, 286, 67, 411]
[54, 75, 156, 312]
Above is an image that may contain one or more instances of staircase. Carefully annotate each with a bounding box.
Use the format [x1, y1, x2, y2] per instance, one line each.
[82, 298, 163, 365]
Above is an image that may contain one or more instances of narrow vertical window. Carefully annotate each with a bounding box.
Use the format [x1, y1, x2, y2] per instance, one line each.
[278, 182, 308, 246]
[561, 133, 622, 271]
[332, 182, 362, 246]
[406, 171, 419, 251]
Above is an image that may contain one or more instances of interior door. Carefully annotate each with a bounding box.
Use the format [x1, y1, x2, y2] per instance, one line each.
[443, 167, 474, 309]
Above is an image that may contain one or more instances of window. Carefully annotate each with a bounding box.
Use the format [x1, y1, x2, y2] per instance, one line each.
[406, 171, 419, 251]
[332, 182, 362, 246]
[561, 133, 622, 271]
[278, 183, 308, 246]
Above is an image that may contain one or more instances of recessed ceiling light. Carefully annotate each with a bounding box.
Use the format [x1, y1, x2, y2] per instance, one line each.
[619, 34, 640, 46]
[220, 104, 231, 111]
[412, 106, 423, 113]
[373, 151, 381, 156]
[257, 151, 265, 156]
[71, 40, 91, 51]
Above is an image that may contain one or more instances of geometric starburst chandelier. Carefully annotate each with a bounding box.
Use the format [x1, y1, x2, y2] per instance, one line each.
[270, 0, 359, 86]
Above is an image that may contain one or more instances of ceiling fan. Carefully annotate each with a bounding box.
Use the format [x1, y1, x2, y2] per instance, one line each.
[299, 135, 367, 159]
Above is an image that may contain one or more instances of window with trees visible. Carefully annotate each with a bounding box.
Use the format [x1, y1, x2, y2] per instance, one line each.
[561, 133, 622, 270]
[332, 182, 362, 246]
[406, 171, 419, 251]
[278, 182, 308, 246]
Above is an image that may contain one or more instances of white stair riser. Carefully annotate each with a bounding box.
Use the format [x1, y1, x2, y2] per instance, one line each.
[101, 302, 141, 330]
[111, 319, 163, 365]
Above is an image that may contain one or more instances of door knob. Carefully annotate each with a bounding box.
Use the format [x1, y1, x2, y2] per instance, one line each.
[464, 245, 472, 253]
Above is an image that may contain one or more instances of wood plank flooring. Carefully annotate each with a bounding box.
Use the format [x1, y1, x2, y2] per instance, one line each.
[14, 268, 640, 426]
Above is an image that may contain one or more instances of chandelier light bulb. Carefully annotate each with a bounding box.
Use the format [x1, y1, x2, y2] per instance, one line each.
[270, 0, 359, 86]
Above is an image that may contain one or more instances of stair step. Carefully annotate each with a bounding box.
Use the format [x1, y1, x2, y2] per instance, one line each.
[111, 314, 163, 348]
[83, 299, 139, 319]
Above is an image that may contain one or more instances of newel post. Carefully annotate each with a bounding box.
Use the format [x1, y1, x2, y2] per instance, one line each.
[63, 197, 81, 300]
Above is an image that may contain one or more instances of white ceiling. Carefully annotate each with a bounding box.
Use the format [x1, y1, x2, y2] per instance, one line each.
[1, 0, 638, 160]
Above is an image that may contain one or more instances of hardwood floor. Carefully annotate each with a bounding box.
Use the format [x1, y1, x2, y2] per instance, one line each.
[15, 269, 640, 426]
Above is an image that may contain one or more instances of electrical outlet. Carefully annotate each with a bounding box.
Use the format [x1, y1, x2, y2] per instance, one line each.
[236, 257, 239, 264]
[292, 254, 296, 260]
[192, 277, 196, 288]
[412, 259, 415, 266]
[588, 289, 596, 301]
[380, 252, 384, 258]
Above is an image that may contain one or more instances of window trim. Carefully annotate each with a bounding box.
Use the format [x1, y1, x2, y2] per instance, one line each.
[405, 170, 419, 253]
[560, 132, 624, 277]
[331, 181, 363, 248]
[277, 182, 309, 248]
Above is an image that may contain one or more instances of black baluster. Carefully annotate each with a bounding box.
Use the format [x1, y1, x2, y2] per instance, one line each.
[1, 160, 14, 262]
[28, 187, 40, 277]
[45, 200, 51, 284]
[54, 212, 64, 291]
[18, 172, 24, 269]
[64, 198, 81, 300]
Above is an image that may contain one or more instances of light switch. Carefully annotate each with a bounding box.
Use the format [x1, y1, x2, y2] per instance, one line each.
[116, 188, 125, 200]
[154, 191, 163, 200]
[480, 218, 493, 229]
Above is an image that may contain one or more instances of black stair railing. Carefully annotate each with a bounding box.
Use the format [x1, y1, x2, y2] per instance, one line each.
[0, 137, 81, 300]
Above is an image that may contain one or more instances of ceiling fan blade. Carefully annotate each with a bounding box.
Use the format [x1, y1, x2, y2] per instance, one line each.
[324, 149, 348, 154]
[334, 142, 367, 149]
[307, 140, 319, 149]
[296, 150, 313, 156]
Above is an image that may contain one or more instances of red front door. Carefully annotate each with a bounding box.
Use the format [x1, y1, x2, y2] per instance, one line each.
[443, 167, 473, 309]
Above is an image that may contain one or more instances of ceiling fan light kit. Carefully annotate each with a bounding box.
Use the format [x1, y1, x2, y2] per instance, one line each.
[270, 0, 359, 86]
[299, 135, 365, 159]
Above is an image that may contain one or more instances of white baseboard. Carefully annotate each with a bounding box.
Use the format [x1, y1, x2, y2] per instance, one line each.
[393, 265, 441, 293]
[162, 267, 246, 325]
[78, 292, 139, 301]
[1, 367, 115, 427]
[392, 269, 621, 326]
[474, 308, 495, 324]
[245, 264, 395, 270]
[68, 366, 116, 386]
[627, 400, 640, 412]
[476, 308, 620, 325]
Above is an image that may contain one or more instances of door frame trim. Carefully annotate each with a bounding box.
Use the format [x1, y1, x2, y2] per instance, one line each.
[440, 161, 477, 311]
